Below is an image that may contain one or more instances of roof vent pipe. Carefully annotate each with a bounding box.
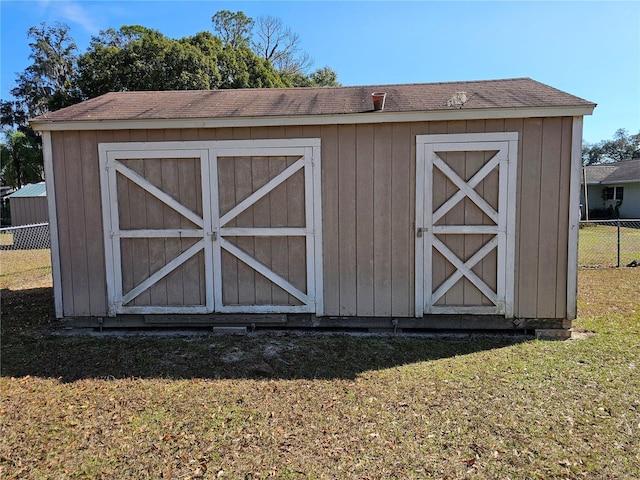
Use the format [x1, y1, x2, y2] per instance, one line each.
[372, 92, 387, 111]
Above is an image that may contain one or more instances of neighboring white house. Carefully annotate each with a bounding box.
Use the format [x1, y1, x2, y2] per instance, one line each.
[581, 159, 640, 219]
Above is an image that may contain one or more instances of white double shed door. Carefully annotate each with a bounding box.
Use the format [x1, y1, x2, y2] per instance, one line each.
[99, 139, 323, 316]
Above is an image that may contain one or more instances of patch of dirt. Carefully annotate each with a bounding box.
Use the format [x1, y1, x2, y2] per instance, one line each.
[570, 328, 596, 340]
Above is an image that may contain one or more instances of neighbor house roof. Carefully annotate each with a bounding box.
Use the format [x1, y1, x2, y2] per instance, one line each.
[8, 182, 46, 198]
[31, 77, 596, 131]
[583, 159, 640, 185]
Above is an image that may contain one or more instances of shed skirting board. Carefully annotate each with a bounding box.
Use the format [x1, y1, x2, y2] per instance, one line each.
[61, 314, 571, 331]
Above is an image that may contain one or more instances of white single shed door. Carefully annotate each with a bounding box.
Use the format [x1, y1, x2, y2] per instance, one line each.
[415, 133, 518, 317]
[99, 139, 322, 316]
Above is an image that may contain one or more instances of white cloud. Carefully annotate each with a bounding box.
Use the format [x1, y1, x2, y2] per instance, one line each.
[39, 0, 102, 35]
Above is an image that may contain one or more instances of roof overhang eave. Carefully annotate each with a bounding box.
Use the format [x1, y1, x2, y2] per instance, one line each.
[584, 179, 640, 185]
[31, 104, 597, 132]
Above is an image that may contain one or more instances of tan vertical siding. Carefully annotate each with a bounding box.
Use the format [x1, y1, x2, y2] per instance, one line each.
[337, 125, 358, 315]
[390, 123, 413, 316]
[554, 118, 573, 319]
[52, 117, 574, 320]
[64, 131, 91, 315]
[537, 118, 563, 317]
[81, 130, 108, 315]
[52, 132, 73, 315]
[373, 124, 393, 316]
[356, 124, 375, 316]
[317, 125, 340, 314]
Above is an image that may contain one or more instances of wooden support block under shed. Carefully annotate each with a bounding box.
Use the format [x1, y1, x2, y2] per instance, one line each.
[535, 329, 572, 340]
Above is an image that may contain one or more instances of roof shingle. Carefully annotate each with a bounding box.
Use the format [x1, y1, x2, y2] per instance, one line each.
[31, 77, 595, 123]
[583, 159, 640, 184]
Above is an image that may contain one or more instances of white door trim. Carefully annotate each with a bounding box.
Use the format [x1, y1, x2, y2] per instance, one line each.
[415, 132, 518, 317]
[99, 146, 212, 316]
[209, 142, 322, 314]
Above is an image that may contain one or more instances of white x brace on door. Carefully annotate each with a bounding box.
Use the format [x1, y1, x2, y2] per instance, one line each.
[415, 133, 518, 317]
[99, 139, 322, 316]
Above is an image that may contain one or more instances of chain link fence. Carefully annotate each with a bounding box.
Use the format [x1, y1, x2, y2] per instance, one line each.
[1, 220, 638, 268]
[0, 223, 51, 250]
[579, 220, 640, 268]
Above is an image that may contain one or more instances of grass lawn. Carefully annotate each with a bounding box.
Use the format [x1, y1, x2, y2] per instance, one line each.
[1, 252, 639, 479]
[579, 223, 640, 267]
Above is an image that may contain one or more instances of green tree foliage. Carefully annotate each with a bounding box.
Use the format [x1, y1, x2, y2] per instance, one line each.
[1, 22, 79, 142]
[281, 66, 341, 87]
[212, 10, 254, 49]
[309, 66, 341, 87]
[77, 26, 285, 97]
[1, 130, 43, 189]
[1, 10, 340, 135]
[76, 26, 224, 97]
[217, 45, 286, 89]
[8, 22, 79, 119]
[583, 129, 640, 165]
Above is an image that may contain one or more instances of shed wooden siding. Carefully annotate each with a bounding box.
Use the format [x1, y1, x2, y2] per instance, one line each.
[50, 117, 574, 319]
[9, 196, 48, 226]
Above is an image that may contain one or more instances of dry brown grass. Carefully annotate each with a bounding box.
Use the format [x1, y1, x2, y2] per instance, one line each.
[0, 249, 52, 290]
[1, 251, 639, 479]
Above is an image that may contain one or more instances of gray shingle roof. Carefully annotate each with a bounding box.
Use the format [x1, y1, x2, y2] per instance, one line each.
[31, 78, 595, 123]
[583, 159, 640, 184]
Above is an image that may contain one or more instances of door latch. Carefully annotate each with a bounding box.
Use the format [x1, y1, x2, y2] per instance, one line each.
[416, 227, 428, 238]
[208, 231, 217, 241]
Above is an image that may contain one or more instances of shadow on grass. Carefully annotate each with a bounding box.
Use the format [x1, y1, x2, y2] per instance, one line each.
[1, 287, 532, 383]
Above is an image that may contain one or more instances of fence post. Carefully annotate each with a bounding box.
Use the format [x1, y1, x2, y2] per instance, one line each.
[617, 218, 621, 268]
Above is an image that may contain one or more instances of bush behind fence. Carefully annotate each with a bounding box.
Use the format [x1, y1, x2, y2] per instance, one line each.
[579, 220, 640, 268]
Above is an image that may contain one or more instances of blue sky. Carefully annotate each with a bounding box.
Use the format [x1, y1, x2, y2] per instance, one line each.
[1, 0, 638, 143]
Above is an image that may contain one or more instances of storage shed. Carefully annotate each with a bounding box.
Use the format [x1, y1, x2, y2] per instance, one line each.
[31, 78, 596, 333]
[7, 182, 48, 226]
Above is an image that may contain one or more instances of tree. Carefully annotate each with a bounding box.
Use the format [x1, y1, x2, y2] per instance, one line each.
[9, 22, 79, 120]
[213, 10, 340, 86]
[217, 45, 286, 89]
[212, 10, 254, 49]
[2, 14, 340, 136]
[76, 26, 224, 97]
[281, 66, 341, 87]
[583, 128, 640, 165]
[309, 66, 341, 87]
[0, 130, 43, 189]
[76, 25, 286, 96]
[254, 15, 312, 74]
